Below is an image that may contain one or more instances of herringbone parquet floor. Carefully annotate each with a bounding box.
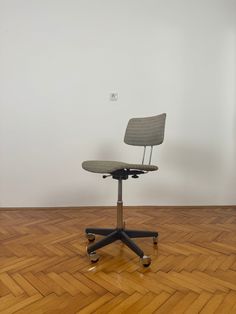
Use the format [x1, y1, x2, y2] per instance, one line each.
[0, 206, 236, 313]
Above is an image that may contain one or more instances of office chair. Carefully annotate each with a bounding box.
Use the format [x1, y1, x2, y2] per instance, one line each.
[82, 113, 166, 267]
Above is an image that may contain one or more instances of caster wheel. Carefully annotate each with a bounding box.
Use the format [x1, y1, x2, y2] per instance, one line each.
[153, 236, 158, 245]
[86, 233, 95, 242]
[89, 251, 100, 263]
[141, 255, 151, 267]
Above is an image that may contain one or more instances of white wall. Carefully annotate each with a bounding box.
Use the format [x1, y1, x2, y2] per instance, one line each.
[0, 0, 236, 207]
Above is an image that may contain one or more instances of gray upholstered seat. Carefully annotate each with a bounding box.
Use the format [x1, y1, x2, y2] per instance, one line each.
[82, 160, 158, 174]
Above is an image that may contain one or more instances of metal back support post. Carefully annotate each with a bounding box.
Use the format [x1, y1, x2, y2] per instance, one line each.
[142, 145, 153, 165]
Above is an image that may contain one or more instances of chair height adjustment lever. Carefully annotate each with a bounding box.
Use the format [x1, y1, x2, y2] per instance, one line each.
[132, 174, 139, 178]
[102, 174, 111, 179]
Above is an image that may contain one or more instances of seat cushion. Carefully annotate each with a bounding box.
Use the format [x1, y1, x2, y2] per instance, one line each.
[82, 160, 158, 174]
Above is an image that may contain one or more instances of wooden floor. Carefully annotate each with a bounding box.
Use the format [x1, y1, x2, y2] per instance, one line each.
[0, 206, 236, 313]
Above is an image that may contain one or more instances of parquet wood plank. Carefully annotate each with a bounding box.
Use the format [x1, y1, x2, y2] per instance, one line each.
[184, 292, 212, 314]
[98, 272, 136, 295]
[193, 271, 236, 290]
[0, 295, 24, 312]
[122, 292, 157, 313]
[200, 293, 225, 313]
[84, 272, 122, 295]
[0, 257, 40, 274]
[76, 292, 113, 314]
[73, 273, 106, 295]
[0, 281, 10, 297]
[168, 291, 198, 313]
[11, 273, 39, 296]
[47, 272, 78, 296]
[0, 206, 236, 313]
[154, 291, 186, 313]
[60, 272, 94, 296]
[0, 273, 24, 297]
[94, 292, 128, 314]
[181, 271, 217, 293]
[141, 291, 171, 313]
[106, 291, 142, 314]
[213, 291, 236, 314]
[1, 294, 42, 314]
[14, 293, 62, 314]
[23, 272, 60, 296]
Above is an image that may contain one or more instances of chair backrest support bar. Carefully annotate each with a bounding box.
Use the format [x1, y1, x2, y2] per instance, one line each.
[142, 146, 146, 164]
[141, 145, 154, 165]
[149, 146, 153, 165]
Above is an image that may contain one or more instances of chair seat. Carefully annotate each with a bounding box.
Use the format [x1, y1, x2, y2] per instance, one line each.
[82, 160, 158, 174]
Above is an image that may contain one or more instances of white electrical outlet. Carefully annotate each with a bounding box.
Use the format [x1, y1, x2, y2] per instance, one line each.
[110, 92, 118, 101]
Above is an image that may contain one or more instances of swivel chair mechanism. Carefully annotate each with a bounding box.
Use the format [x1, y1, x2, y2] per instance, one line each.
[82, 113, 166, 267]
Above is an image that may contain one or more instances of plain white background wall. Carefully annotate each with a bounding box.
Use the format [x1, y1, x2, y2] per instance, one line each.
[0, 0, 236, 207]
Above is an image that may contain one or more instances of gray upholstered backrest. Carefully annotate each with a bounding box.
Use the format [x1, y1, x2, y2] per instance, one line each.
[124, 113, 166, 146]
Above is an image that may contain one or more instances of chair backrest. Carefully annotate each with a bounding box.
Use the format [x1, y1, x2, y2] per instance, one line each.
[124, 113, 166, 147]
